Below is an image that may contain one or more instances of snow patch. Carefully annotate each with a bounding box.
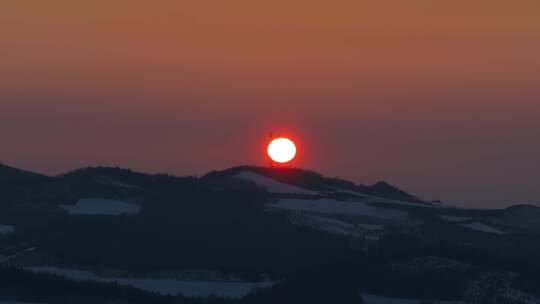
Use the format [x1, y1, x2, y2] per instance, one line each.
[0, 224, 15, 234]
[331, 188, 371, 198]
[333, 187, 441, 209]
[235, 171, 318, 195]
[370, 198, 440, 208]
[27, 266, 272, 298]
[288, 213, 386, 240]
[290, 214, 357, 236]
[271, 198, 409, 222]
[95, 175, 135, 188]
[461, 222, 505, 235]
[61, 198, 140, 215]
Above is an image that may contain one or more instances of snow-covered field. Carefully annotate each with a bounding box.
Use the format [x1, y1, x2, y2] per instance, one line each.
[0, 224, 15, 234]
[235, 171, 318, 195]
[290, 213, 359, 236]
[460, 222, 505, 235]
[331, 188, 372, 198]
[271, 198, 409, 222]
[236, 171, 438, 213]
[369, 198, 440, 209]
[61, 198, 140, 215]
[27, 266, 271, 298]
[332, 187, 440, 209]
[95, 175, 135, 188]
[289, 213, 386, 239]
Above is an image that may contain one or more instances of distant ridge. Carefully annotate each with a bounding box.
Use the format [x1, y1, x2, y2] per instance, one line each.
[204, 165, 423, 203]
[0, 163, 48, 183]
[1, 163, 530, 208]
[357, 181, 421, 203]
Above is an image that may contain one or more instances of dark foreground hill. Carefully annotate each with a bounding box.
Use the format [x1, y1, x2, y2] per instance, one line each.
[0, 164, 539, 303]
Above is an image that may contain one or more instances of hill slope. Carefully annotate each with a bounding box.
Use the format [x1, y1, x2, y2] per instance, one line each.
[0, 164, 539, 303]
[0, 163, 48, 183]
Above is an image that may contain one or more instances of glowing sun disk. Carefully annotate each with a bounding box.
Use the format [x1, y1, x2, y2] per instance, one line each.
[267, 137, 296, 163]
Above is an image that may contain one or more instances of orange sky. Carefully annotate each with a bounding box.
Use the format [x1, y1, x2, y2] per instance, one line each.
[1, 0, 539, 207]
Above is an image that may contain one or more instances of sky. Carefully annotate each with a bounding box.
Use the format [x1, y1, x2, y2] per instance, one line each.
[1, 0, 539, 208]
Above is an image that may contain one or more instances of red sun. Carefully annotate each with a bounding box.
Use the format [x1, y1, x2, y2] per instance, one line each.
[267, 137, 297, 163]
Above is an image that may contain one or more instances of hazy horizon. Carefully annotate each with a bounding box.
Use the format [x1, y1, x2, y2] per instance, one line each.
[1, 0, 539, 208]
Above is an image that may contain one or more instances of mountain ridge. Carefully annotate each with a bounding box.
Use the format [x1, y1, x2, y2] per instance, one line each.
[2, 163, 536, 209]
[0, 163, 49, 183]
[2, 163, 540, 303]
[0, 163, 424, 205]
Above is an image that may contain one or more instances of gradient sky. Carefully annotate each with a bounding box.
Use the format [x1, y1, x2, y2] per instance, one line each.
[1, 0, 539, 208]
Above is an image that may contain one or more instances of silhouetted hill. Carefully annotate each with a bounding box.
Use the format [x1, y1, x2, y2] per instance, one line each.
[204, 166, 352, 191]
[1, 163, 540, 303]
[357, 181, 421, 203]
[0, 163, 48, 183]
[59, 166, 185, 188]
[204, 166, 422, 203]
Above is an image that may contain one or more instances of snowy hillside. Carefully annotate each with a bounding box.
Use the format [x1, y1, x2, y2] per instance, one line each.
[1, 164, 540, 304]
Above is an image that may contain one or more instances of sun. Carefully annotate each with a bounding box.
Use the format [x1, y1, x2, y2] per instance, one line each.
[267, 137, 297, 163]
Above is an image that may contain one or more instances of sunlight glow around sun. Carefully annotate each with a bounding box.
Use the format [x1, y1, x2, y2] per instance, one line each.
[267, 137, 297, 163]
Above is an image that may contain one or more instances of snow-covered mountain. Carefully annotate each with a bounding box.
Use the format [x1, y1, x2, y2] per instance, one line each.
[1, 164, 540, 304]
